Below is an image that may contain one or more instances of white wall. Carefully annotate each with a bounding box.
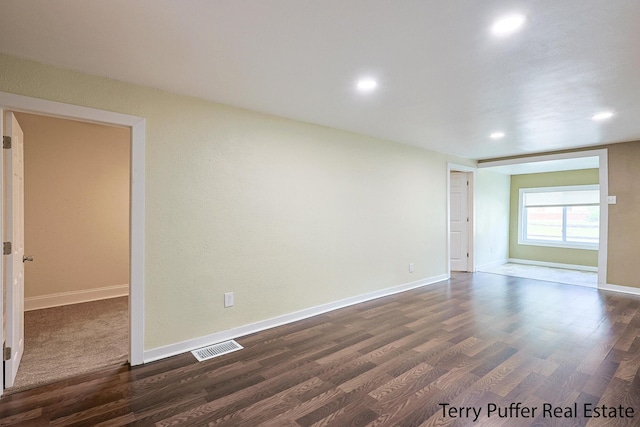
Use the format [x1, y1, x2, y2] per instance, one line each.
[475, 169, 510, 269]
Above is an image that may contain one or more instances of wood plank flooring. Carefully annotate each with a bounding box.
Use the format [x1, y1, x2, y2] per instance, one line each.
[2, 272, 640, 426]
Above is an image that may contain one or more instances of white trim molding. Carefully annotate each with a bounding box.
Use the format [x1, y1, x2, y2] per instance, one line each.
[508, 258, 598, 272]
[0, 91, 145, 366]
[144, 274, 449, 363]
[599, 283, 640, 296]
[25, 284, 129, 311]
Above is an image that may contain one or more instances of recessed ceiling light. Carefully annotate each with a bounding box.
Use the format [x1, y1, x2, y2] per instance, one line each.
[490, 132, 505, 139]
[491, 14, 526, 36]
[356, 79, 377, 91]
[592, 111, 614, 121]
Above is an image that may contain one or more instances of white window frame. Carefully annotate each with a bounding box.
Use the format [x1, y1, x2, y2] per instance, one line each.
[518, 184, 599, 250]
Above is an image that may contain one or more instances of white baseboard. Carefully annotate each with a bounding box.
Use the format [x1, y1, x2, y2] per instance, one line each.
[143, 274, 449, 363]
[24, 284, 129, 311]
[475, 259, 508, 271]
[508, 258, 598, 272]
[599, 283, 640, 296]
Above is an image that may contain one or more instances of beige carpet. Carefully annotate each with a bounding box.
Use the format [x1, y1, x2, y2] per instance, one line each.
[478, 263, 597, 287]
[8, 297, 128, 393]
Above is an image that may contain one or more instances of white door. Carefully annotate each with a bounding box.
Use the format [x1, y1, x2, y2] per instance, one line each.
[450, 172, 469, 272]
[3, 112, 25, 388]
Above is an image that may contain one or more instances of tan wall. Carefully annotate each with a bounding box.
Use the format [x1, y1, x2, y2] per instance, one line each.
[0, 54, 476, 350]
[17, 112, 130, 299]
[475, 170, 510, 269]
[509, 169, 599, 267]
[607, 141, 640, 287]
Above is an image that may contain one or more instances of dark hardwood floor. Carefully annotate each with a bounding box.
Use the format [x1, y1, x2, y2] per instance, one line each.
[2, 272, 640, 426]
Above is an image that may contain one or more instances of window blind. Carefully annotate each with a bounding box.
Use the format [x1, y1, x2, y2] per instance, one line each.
[523, 189, 599, 207]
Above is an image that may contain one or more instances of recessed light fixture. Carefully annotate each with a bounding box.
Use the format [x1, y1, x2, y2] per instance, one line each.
[491, 14, 526, 36]
[356, 78, 377, 91]
[490, 132, 505, 139]
[592, 111, 614, 121]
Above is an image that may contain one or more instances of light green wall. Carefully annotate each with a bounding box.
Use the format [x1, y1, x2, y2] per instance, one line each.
[509, 169, 599, 267]
[0, 54, 476, 350]
[476, 170, 510, 269]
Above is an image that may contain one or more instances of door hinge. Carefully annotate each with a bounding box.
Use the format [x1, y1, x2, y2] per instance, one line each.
[3, 242, 11, 255]
[2, 136, 11, 149]
[3, 345, 10, 361]
[467, 252, 469, 258]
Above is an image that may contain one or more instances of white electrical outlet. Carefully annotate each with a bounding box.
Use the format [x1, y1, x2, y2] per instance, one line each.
[224, 292, 234, 307]
[409, 263, 414, 273]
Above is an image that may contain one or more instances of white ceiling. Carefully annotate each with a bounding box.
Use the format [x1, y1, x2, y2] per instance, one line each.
[479, 156, 600, 175]
[1, 1, 639, 160]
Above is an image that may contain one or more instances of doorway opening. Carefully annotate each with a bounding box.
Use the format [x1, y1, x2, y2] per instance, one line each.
[7, 112, 130, 391]
[477, 149, 609, 287]
[0, 91, 145, 398]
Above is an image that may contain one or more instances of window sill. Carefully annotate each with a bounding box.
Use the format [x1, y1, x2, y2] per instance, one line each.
[517, 240, 598, 251]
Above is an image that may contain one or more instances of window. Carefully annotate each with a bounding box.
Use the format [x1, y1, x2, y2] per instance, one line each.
[518, 185, 599, 250]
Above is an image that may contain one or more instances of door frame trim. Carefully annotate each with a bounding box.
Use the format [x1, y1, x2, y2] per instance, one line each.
[0, 92, 145, 376]
[447, 164, 476, 274]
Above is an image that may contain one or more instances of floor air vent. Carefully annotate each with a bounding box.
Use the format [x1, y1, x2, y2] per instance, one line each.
[192, 340, 244, 362]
